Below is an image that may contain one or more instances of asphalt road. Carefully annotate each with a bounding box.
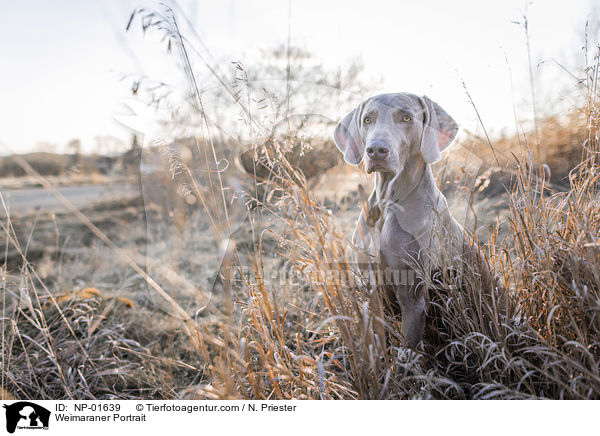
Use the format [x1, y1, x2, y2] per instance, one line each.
[0, 183, 141, 215]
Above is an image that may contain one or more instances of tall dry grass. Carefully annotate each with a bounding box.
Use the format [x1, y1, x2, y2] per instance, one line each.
[2, 6, 600, 400]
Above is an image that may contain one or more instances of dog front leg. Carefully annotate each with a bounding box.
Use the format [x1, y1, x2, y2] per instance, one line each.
[400, 296, 425, 348]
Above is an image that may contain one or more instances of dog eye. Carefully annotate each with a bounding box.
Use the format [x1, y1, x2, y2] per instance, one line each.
[403, 115, 412, 122]
[363, 116, 371, 124]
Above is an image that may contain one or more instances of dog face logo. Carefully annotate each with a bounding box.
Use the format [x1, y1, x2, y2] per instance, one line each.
[2, 402, 50, 433]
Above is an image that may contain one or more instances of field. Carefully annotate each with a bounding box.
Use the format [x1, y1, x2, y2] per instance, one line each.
[2, 7, 600, 401]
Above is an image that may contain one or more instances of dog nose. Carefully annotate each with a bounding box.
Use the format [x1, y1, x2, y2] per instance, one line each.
[366, 141, 390, 159]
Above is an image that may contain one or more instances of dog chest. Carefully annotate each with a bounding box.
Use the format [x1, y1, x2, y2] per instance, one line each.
[379, 209, 421, 266]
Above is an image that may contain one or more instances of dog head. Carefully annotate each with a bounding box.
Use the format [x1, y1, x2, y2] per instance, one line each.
[333, 93, 458, 174]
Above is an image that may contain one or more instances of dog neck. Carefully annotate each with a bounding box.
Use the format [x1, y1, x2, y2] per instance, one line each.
[374, 153, 432, 204]
[368, 153, 447, 238]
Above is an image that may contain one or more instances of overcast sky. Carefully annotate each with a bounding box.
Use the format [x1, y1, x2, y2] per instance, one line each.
[0, 0, 596, 154]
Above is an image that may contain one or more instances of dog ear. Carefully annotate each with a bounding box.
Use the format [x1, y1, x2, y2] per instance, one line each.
[419, 95, 458, 164]
[333, 101, 365, 165]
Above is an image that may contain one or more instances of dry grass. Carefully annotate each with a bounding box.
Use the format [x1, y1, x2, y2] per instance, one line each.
[458, 110, 591, 190]
[180, 129, 599, 399]
[2, 7, 600, 400]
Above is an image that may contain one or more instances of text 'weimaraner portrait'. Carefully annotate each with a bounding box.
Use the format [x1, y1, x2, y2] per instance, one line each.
[333, 92, 468, 348]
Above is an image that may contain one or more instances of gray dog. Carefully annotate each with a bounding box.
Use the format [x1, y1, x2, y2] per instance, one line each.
[333, 92, 467, 347]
